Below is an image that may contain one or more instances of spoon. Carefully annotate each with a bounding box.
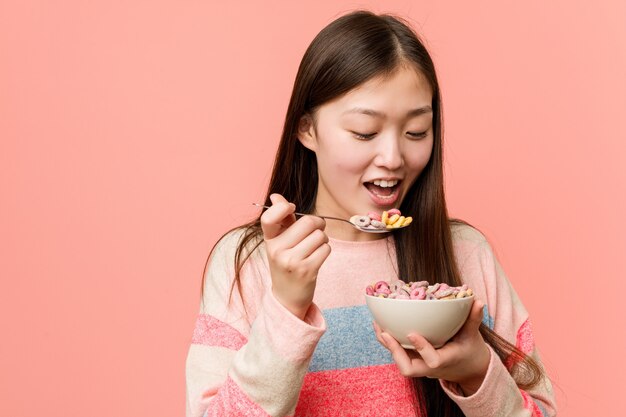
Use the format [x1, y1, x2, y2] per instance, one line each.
[252, 203, 409, 234]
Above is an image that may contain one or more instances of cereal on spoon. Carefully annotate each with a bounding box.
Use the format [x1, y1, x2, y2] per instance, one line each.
[349, 209, 413, 230]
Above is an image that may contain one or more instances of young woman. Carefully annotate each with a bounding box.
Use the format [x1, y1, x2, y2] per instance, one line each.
[186, 10, 557, 417]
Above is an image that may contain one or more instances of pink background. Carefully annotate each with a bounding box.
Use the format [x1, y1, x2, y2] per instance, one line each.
[2, 1, 624, 415]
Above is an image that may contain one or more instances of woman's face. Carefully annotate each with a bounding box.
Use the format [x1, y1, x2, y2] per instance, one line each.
[298, 65, 434, 239]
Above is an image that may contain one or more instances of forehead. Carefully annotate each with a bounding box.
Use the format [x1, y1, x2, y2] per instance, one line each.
[317, 65, 433, 121]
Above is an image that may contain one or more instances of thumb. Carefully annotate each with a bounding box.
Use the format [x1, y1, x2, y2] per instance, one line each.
[269, 193, 288, 205]
[260, 193, 296, 240]
[463, 298, 486, 334]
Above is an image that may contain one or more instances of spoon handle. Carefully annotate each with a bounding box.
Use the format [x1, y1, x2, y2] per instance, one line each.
[252, 203, 353, 225]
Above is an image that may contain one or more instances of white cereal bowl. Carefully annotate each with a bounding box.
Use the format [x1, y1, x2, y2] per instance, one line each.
[365, 294, 474, 349]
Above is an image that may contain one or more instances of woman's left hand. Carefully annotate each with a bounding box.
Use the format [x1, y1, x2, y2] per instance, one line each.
[372, 299, 491, 396]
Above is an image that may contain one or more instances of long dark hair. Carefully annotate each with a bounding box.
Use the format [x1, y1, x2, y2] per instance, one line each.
[202, 10, 544, 416]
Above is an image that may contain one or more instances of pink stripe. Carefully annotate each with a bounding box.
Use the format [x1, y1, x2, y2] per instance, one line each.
[504, 318, 535, 369]
[201, 376, 272, 417]
[191, 314, 247, 350]
[516, 318, 535, 354]
[520, 389, 543, 417]
[295, 364, 422, 416]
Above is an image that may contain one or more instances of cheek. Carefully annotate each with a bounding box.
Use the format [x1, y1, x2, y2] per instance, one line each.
[332, 153, 370, 173]
[319, 141, 370, 174]
[405, 142, 434, 173]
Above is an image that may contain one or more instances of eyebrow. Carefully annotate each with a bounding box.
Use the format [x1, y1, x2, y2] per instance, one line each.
[342, 105, 433, 118]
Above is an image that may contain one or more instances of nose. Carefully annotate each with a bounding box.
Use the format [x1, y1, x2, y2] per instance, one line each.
[373, 133, 404, 171]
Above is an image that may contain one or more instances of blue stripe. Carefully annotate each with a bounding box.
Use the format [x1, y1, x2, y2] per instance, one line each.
[482, 304, 495, 330]
[309, 305, 393, 372]
[536, 400, 548, 416]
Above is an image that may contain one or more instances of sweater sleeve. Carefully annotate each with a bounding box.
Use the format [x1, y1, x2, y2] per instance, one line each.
[185, 230, 326, 417]
[440, 229, 557, 416]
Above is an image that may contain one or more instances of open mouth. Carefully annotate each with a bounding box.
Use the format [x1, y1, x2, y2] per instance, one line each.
[364, 179, 401, 206]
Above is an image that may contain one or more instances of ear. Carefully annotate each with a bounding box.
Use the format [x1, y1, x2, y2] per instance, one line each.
[297, 114, 317, 152]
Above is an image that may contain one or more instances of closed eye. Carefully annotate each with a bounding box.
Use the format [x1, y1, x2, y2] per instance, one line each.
[352, 131, 429, 140]
[352, 131, 376, 140]
[407, 131, 428, 139]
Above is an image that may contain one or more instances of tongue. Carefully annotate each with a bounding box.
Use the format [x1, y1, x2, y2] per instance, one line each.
[365, 183, 394, 197]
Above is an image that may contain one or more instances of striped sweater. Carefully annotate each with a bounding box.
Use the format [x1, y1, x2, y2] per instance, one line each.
[186, 224, 557, 416]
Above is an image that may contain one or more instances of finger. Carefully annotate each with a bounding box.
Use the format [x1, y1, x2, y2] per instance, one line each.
[269, 193, 287, 205]
[381, 332, 414, 373]
[372, 321, 388, 348]
[460, 298, 485, 335]
[260, 195, 296, 240]
[301, 239, 331, 269]
[274, 215, 326, 252]
[448, 299, 486, 350]
[289, 228, 329, 260]
[407, 333, 441, 369]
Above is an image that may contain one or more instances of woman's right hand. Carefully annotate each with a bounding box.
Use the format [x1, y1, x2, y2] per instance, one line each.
[260, 193, 331, 320]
